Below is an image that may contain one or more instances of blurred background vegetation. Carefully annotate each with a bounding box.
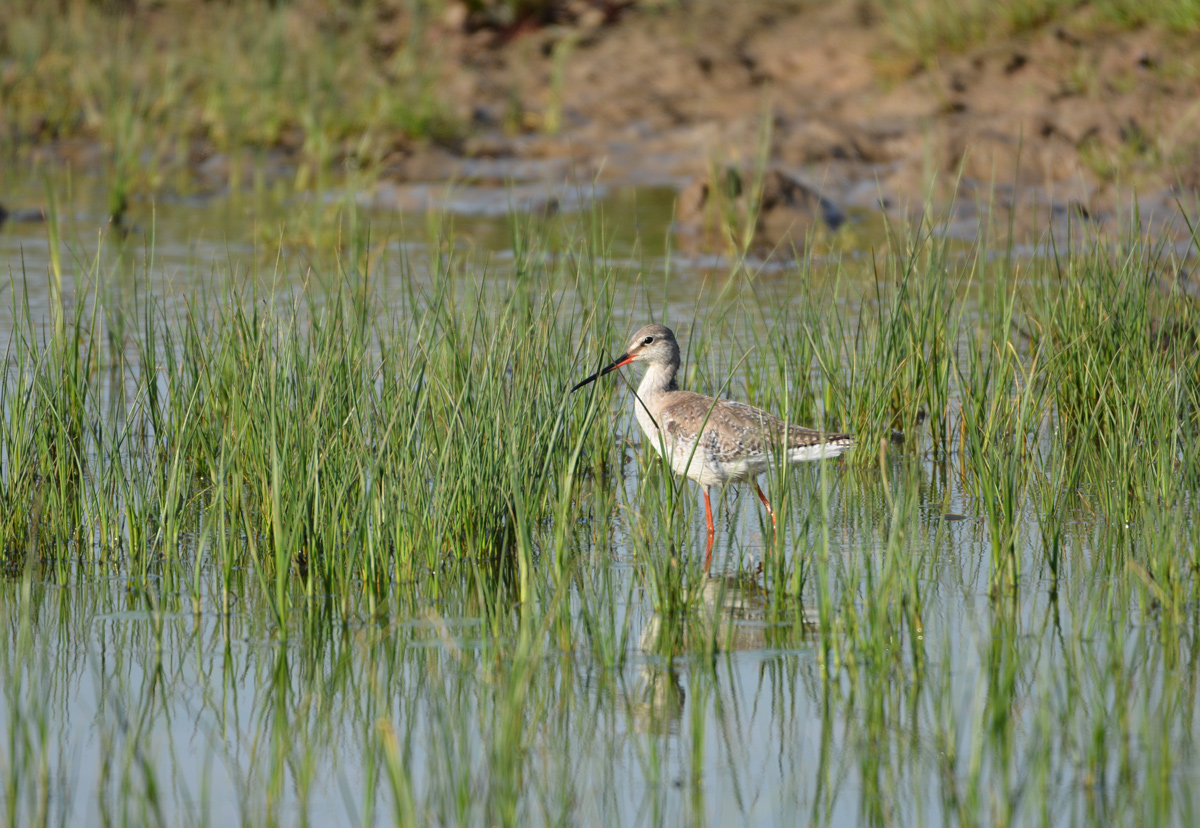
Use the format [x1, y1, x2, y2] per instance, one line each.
[2, 0, 1197, 175]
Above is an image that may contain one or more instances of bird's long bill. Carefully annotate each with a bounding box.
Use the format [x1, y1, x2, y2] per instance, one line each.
[570, 353, 636, 392]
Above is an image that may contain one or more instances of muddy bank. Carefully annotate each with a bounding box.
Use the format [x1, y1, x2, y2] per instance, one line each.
[374, 0, 1200, 246]
[6, 0, 1200, 251]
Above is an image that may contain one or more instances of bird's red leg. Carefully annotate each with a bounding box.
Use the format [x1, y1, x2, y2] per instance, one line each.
[755, 481, 776, 528]
[703, 487, 715, 573]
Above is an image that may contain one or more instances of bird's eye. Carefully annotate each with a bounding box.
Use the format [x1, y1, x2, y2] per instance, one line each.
[642, 336, 654, 346]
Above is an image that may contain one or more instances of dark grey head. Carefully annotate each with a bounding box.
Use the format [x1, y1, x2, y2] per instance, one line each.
[571, 324, 681, 392]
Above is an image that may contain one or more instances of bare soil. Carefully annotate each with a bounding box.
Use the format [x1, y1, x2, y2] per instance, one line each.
[7, 0, 1200, 249]
[388, 0, 1200, 246]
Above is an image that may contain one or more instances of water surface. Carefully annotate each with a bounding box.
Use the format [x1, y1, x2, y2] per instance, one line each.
[2, 163, 1198, 828]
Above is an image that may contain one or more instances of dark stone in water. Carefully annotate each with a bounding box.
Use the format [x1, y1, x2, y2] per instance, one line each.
[674, 167, 844, 257]
[0, 204, 46, 226]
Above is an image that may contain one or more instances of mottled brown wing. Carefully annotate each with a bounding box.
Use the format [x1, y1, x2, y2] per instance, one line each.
[659, 393, 849, 461]
[657, 394, 772, 462]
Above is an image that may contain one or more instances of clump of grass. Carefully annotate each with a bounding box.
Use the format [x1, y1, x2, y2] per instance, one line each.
[1025, 235, 1200, 526]
[801, 220, 960, 458]
[0, 0, 459, 196]
[954, 258, 1047, 594]
[1, 208, 627, 624]
[872, 0, 1200, 60]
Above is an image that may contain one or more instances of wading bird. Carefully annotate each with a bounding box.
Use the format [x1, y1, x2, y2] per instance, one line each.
[572, 324, 853, 569]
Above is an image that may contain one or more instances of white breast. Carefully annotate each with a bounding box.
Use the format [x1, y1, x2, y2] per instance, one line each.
[633, 397, 663, 456]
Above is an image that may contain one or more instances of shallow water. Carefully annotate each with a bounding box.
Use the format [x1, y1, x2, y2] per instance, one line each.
[5, 459, 1197, 827]
[0, 166, 680, 321]
[2, 165, 1199, 827]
